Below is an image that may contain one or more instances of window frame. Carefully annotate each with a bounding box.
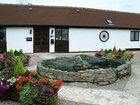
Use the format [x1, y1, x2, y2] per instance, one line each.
[55, 28, 69, 41]
[130, 31, 139, 41]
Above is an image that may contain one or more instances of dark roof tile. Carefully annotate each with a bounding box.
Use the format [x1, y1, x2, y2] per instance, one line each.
[0, 4, 140, 29]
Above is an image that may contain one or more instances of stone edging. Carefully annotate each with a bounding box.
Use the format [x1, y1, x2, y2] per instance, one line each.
[37, 61, 131, 85]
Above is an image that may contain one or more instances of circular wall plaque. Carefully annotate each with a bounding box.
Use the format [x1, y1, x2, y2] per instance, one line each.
[99, 31, 109, 42]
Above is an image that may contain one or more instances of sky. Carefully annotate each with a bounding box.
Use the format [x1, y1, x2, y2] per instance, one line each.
[0, 0, 140, 13]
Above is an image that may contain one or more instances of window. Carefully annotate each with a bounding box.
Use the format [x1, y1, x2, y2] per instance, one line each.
[55, 28, 69, 40]
[106, 19, 114, 25]
[130, 31, 139, 41]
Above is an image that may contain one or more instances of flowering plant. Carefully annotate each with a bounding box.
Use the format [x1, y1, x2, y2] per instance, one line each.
[0, 49, 63, 104]
[15, 70, 63, 105]
[99, 47, 134, 61]
[0, 77, 10, 100]
[16, 70, 62, 92]
[95, 51, 105, 58]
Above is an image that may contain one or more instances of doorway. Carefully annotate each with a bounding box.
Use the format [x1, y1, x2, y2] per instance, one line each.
[34, 27, 49, 53]
[55, 28, 69, 52]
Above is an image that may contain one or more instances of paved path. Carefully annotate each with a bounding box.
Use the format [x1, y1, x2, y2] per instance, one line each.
[58, 86, 139, 105]
[26, 52, 140, 105]
[123, 51, 140, 98]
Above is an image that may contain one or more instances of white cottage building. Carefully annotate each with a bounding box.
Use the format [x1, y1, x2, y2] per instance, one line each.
[0, 4, 140, 53]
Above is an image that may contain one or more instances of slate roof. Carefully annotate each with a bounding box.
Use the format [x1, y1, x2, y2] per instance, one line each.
[0, 4, 140, 29]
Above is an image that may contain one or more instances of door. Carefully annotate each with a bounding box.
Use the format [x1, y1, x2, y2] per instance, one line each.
[55, 28, 69, 52]
[0, 28, 6, 53]
[34, 27, 49, 52]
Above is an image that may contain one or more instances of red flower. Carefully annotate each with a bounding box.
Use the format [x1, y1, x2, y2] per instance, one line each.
[95, 51, 104, 58]
[40, 78, 50, 84]
[16, 76, 30, 91]
[16, 84, 22, 91]
[54, 86, 61, 90]
[52, 80, 63, 90]
[29, 70, 37, 77]
[112, 50, 121, 55]
[49, 89, 54, 93]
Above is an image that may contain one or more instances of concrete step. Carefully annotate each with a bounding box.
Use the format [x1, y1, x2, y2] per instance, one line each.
[58, 86, 140, 105]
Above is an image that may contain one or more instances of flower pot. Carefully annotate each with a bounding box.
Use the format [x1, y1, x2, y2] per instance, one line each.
[7, 87, 58, 105]
[7, 86, 20, 102]
[37, 92, 58, 105]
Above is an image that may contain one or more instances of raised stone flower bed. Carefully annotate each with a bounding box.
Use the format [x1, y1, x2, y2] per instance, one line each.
[37, 56, 131, 85]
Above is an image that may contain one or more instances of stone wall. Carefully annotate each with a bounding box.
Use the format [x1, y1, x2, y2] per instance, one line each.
[37, 61, 131, 85]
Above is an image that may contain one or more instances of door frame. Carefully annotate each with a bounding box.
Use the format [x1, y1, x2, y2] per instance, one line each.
[55, 28, 69, 53]
[33, 27, 49, 53]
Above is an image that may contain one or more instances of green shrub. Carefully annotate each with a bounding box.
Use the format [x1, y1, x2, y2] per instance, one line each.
[14, 49, 24, 56]
[107, 53, 116, 60]
[121, 51, 133, 61]
[14, 57, 26, 76]
[9, 49, 15, 57]
[19, 83, 40, 105]
[113, 45, 117, 51]
[19, 54, 27, 64]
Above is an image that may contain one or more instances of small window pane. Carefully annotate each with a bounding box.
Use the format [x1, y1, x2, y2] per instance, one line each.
[135, 32, 139, 41]
[130, 32, 135, 41]
[62, 34, 68, 40]
[55, 28, 69, 41]
[62, 29, 68, 35]
[62, 29, 68, 40]
[56, 29, 61, 40]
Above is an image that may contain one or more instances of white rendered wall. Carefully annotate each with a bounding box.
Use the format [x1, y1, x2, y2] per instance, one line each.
[49, 27, 55, 53]
[6, 27, 33, 53]
[69, 28, 140, 52]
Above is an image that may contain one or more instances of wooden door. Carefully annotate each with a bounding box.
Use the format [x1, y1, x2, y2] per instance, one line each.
[55, 28, 69, 53]
[34, 27, 49, 53]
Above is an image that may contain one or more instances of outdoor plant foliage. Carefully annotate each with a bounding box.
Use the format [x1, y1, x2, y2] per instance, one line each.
[16, 70, 62, 105]
[0, 49, 63, 105]
[0, 49, 30, 70]
[95, 46, 134, 61]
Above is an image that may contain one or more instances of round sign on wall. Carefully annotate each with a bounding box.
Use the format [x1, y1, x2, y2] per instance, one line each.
[99, 31, 109, 42]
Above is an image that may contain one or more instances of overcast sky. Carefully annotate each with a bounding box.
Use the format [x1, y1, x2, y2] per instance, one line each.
[0, 0, 140, 13]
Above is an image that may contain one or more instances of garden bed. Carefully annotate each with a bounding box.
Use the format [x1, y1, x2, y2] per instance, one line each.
[37, 48, 133, 85]
[0, 49, 62, 105]
[37, 59, 131, 85]
[7, 86, 58, 105]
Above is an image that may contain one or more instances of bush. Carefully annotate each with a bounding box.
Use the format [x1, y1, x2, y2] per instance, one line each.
[102, 47, 133, 61]
[14, 57, 26, 76]
[121, 51, 133, 61]
[9, 49, 15, 57]
[19, 83, 40, 105]
[95, 51, 104, 58]
[107, 52, 116, 60]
